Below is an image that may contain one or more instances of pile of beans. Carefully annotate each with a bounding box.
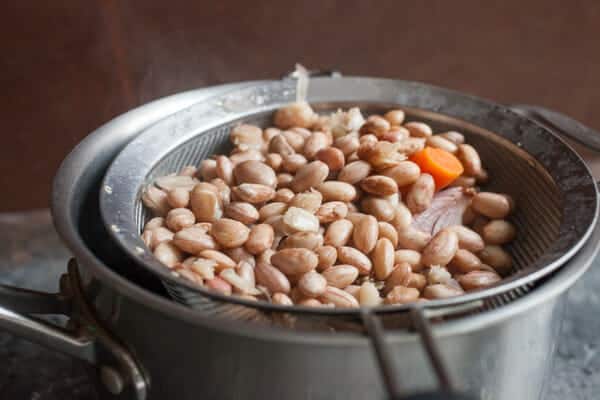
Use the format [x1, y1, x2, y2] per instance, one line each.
[141, 102, 516, 308]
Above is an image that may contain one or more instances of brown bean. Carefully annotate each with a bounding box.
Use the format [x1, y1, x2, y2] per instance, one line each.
[394, 250, 423, 271]
[199, 159, 218, 181]
[269, 134, 295, 156]
[396, 137, 426, 155]
[258, 202, 288, 221]
[271, 248, 319, 275]
[384, 262, 411, 292]
[406, 174, 435, 213]
[282, 207, 320, 233]
[211, 219, 250, 248]
[384, 109, 406, 126]
[447, 226, 485, 252]
[391, 203, 413, 232]
[478, 245, 512, 276]
[381, 126, 410, 142]
[404, 122, 433, 138]
[426, 135, 458, 153]
[281, 130, 306, 152]
[297, 271, 327, 298]
[232, 183, 275, 204]
[457, 270, 501, 291]
[142, 185, 170, 216]
[265, 153, 283, 172]
[303, 132, 329, 159]
[322, 265, 359, 288]
[457, 144, 482, 176]
[319, 286, 359, 308]
[280, 231, 323, 250]
[359, 282, 382, 306]
[198, 250, 237, 272]
[334, 134, 360, 156]
[165, 208, 196, 232]
[316, 181, 357, 202]
[272, 293, 293, 305]
[224, 202, 259, 224]
[337, 246, 372, 275]
[166, 188, 190, 209]
[210, 178, 231, 206]
[290, 190, 323, 213]
[316, 202, 348, 223]
[324, 219, 354, 247]
[205, 276, 232, 295]
[155, 175, 198, 192]
[245, 224, 275, 255]
[361, 175, 399, 196]
[276, 173, 294, 189]
[255, 261, 291, 294]
[358, 141, 405, 171]
[173, 227, 218, 254]
[471, 192, 514, 219]
[230, 124, 263, 150]
[220, 268, 259, 295]
[224, 247, 255, 266]
[345, 284, 362, 300]
[338, 160, 372, 184]
[316, 246, 337, 271]
[353, 215, 379, 254]
[359, 115, 390, 137]
[361, 197, 396, 222]
[281, 154, 308, 173]
[290, 161, 330, 193]
[397, 227, 431, 251]
[229, 149, 265, 165]
[215, 156, 234, 185]
[449, 249, 482, 273]
[144, 217, 165, 230]
[143, 227, 174, 250]
[153, 242, 184, 268]
[385, 286, 420, 304]
[423, 283, 464, 299]
[179, 165, 198, 177]
[378, 222, 399, 247]
[381, 161, 421, 187]
[316, 147, 345, 171]
[373, 238, 395, 280]
[482, 220, 517, 244]
[421, 229, 459, 266]
[298, 298, 325, 307]
[273, 188, 295, 203]
[439, 131, 465, 145]
[233, 160, 277, 187]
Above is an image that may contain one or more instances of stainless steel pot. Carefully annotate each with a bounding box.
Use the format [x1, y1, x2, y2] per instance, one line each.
[1, 80, 599, 400]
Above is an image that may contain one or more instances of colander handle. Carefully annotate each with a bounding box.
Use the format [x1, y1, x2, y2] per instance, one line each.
[361, 303, 481, 400]
[510, 104, 600, 152]
[0, 259, 148, 399]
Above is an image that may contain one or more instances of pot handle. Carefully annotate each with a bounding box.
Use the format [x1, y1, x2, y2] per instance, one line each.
[0, 259, 148, 399]
[361, 302, 482, 400]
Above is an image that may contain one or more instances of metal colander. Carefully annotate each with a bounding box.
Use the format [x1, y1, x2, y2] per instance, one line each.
[99, 77, 597, 330]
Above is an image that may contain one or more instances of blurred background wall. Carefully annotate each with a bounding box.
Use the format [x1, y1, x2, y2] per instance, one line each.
[2, 0, 599, 211]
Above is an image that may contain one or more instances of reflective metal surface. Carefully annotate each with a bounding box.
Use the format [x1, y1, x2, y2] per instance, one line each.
[0, 83, 592, 399]
[100, 77, 597, 319]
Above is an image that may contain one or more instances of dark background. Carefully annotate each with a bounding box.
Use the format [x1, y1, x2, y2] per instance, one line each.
[2, 0, 600, 211]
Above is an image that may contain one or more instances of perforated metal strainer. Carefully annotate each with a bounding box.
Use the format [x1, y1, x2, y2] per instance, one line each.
[100, 77, 597, 325]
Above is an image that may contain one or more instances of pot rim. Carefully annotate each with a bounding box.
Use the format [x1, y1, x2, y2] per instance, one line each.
[51, 79, 600, 346]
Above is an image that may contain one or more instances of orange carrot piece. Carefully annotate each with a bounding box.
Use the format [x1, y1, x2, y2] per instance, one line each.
[410, 147, 464, 190]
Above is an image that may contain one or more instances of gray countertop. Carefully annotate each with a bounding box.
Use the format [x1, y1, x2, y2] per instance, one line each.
[0, 210, 598, 399]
